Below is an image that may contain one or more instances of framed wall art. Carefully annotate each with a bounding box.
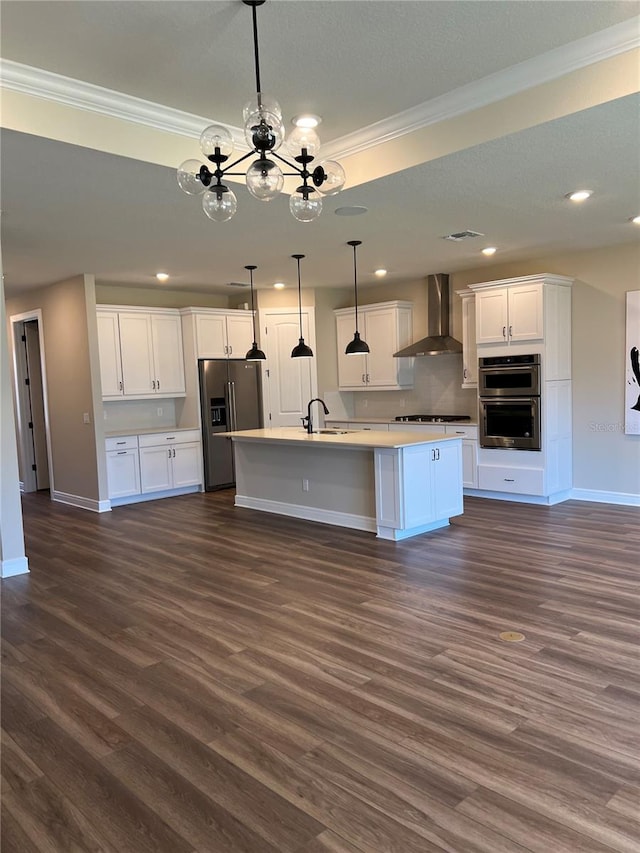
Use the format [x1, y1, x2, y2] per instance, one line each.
[625, 290, 640, 435]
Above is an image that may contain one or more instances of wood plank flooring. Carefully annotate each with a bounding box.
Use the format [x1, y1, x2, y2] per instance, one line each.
[2, 490, 639, 852]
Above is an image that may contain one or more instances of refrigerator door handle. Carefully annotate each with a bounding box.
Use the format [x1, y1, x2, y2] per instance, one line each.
[229, 380, 238, 430]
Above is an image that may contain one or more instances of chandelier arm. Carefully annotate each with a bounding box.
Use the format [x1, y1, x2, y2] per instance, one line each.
[269, 150, 304, 174]
[216, 150, 258, 174]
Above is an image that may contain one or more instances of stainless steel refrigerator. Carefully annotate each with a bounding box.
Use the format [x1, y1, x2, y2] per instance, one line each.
[198, 359, 263, 490]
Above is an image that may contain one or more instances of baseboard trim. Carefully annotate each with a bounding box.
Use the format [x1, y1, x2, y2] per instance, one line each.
[1, 556, 30, 578]
[109, 485, 200, 507]
[463, 488, 571, 506]
[52, 491, 111, 513]
[570, 488, 640, 507]
[235, 494, 377, 533]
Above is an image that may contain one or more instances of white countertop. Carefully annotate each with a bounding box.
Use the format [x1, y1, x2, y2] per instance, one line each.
[105, 426, 199, 437]
[327, 416, 478, 426]
[224, 427, 460, 449]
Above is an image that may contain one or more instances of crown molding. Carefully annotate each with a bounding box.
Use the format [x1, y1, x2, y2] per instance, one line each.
[1, 15, 638, 161]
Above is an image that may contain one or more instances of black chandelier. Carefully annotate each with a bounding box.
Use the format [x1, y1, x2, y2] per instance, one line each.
[177, 0, 345, 223]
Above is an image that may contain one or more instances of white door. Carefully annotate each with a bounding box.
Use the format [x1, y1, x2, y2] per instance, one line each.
[225, 313, 254, 358]
[151, 313, 186, 395]
[139, 445, 173, 492]
[172, 442, 202, 487]
[336, 311, 366, 389]
[97, 311, 124, 398]
[262, 309, 317, 427]
[119, 313, 155, 395]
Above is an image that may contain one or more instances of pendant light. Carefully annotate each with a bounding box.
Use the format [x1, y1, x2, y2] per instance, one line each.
[291, 254, 314, 359]
[345, 240, 370, 355]
[245, 265, 266, 361]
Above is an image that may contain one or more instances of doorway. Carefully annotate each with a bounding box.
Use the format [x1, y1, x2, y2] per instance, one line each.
[11, 311, 52, 493]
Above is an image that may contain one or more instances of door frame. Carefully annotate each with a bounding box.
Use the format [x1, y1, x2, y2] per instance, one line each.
[10, 309, 54, 495]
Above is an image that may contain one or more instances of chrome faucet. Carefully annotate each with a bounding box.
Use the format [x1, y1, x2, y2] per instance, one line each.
[302, 398, 330, 434]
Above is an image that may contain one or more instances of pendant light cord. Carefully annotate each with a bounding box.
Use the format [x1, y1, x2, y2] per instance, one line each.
[248, 266, 258, 342]
[352, 243, 359, 332]
[250, 2, 263, 110]
[296, 256, 303, 338]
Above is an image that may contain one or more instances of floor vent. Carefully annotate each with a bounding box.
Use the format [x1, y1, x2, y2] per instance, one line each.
[499, 631, 526, 642]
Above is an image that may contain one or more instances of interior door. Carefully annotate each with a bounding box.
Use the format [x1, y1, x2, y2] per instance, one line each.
[23, 320, 50, 490]
[262, 310, 317, 427]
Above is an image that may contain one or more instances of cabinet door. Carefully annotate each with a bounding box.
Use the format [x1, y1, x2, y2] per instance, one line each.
[432, 441, 463, 519]
[171, 442, 202, 488]
[97, 311, 123, 398]
[151, 313, 185, 395]
[363, 307, 398, 387]
[118, 313, 155, 395]
[460, 296, 477, 387]
[508, 284, 544, 341]
[139, 445, 173, 492]
[225, 313, 254, 358]
[195, 314, 228, 358]
[336, 312, 366, 389]
[476, 289, 508, 345]
[106, 449, 141, 498]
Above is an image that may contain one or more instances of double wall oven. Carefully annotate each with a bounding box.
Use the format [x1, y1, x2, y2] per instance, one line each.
[479, 354, 541, 450]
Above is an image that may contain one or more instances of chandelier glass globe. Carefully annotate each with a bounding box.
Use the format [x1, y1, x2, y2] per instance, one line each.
[177, 159, 207, 195]
[290, 188, 323, 222]
[202, 187, 237, 222]
[246, 159, 284, 201]
[199, 125, 234, 159]
[243, 110, 286, 152]
[317, 160, 346, 195]
[286, 126, 320, 158]
[242, 94, 282, 122]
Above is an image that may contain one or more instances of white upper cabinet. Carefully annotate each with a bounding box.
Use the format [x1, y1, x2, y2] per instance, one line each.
[188, 309, 254, 359]
[475, 282, 543, 345]
[456, 290, 477, 388]
[97, 307, 186, 399]
[335, 301, 413, 391]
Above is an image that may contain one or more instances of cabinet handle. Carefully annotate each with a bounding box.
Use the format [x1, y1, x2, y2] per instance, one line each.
[116, 441, 126, 445]
[454, 431, 465, 435]
[157, 378, 160, 390]
[366, 374, 370, 383]
[168, 448, 171, 458]
[228, 346, 232, 354]
[508, 325, 512, 338]
[362, 373, 366, 384]
[166, 436, 175, 440]
[117, 451, 127, 455]
[436, 448, 440, 460]
[173, 448, 176, 458]
[119, 380, 123, 391]
[502, 326, 506, 338]
[463, 368, 468, 379]
[504, 478, 515, 482]
[152, 380, 156, 390]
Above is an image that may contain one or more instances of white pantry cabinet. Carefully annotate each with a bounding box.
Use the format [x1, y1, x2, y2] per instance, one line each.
[456, 290, 477, 388]
[182, 308, 254, 359]
[97, 307, 186, 400]
[138, 430, 202, 493]
[335, 301, 413, 391]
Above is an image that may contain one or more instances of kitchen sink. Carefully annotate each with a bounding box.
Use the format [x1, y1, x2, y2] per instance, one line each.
[313, 429, 355, 435]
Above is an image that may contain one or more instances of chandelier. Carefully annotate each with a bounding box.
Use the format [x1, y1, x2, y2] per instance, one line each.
[177, 0, 345, 223]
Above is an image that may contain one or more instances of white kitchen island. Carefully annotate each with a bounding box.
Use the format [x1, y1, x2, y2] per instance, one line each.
[225, 428, 463, 540]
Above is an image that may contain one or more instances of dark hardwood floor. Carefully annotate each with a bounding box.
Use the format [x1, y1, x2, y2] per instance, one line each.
[2, 490, 639, 852]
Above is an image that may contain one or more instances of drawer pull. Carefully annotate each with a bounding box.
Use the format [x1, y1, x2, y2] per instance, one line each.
[117, 451, 127, 455]
[116, 441, 126, 445]
[504, 478, 515, 482]
[166, 436, 175, 441]
[454, 430, 465, 434]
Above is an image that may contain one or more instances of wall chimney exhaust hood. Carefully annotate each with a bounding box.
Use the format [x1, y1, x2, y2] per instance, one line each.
[394, 273, 462, 357]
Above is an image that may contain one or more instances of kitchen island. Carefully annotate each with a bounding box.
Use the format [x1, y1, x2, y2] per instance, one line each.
[225, 427, 463, 540]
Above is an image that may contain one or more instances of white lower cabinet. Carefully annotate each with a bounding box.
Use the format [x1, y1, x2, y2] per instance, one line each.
[105, 436, 141, 499]
[106, 430, 202, 503]
[139, 430, 202, 493]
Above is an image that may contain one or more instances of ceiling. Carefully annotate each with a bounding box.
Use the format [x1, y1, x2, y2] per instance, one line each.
[1, 1, 639, 297]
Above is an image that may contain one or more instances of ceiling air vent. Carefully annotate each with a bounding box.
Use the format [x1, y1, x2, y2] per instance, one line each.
[227, 281, 249, 287]
[442, 230, 484, 241]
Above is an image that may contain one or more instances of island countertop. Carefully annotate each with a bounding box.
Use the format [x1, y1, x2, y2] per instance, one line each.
[224, 427, 460, 449]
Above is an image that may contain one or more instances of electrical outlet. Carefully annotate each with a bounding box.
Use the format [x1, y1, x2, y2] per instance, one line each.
[363, 398, 368, 408]
[302, 479, 309, 492]
[157, 408, 163, 417]
[103, 410, 108, 420]
[400, 398, 406, 408]
[82, 412, 91, 424]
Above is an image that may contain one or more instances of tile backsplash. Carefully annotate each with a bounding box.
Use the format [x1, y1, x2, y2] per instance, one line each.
[353, 355, 477, 419]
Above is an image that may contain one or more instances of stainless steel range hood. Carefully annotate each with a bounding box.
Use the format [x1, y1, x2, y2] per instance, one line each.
[394, 273, 462, 357]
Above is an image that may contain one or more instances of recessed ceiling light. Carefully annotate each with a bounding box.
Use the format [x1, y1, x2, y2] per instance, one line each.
[156, 272, 169, 282]
[273, 282, 285, 289]
[292, 114, 321, 129]
[565, 190, 592, 202]
[374, 269, 387, 277]
[335, 206, 368, 216]
[482, 247, 497, 256]
[630, 215, 640, 225]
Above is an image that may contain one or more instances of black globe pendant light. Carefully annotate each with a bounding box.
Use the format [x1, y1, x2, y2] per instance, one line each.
[291, 254, 314, 359]
[245, 265, 266, 360]
[345, 240, 370, 355]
